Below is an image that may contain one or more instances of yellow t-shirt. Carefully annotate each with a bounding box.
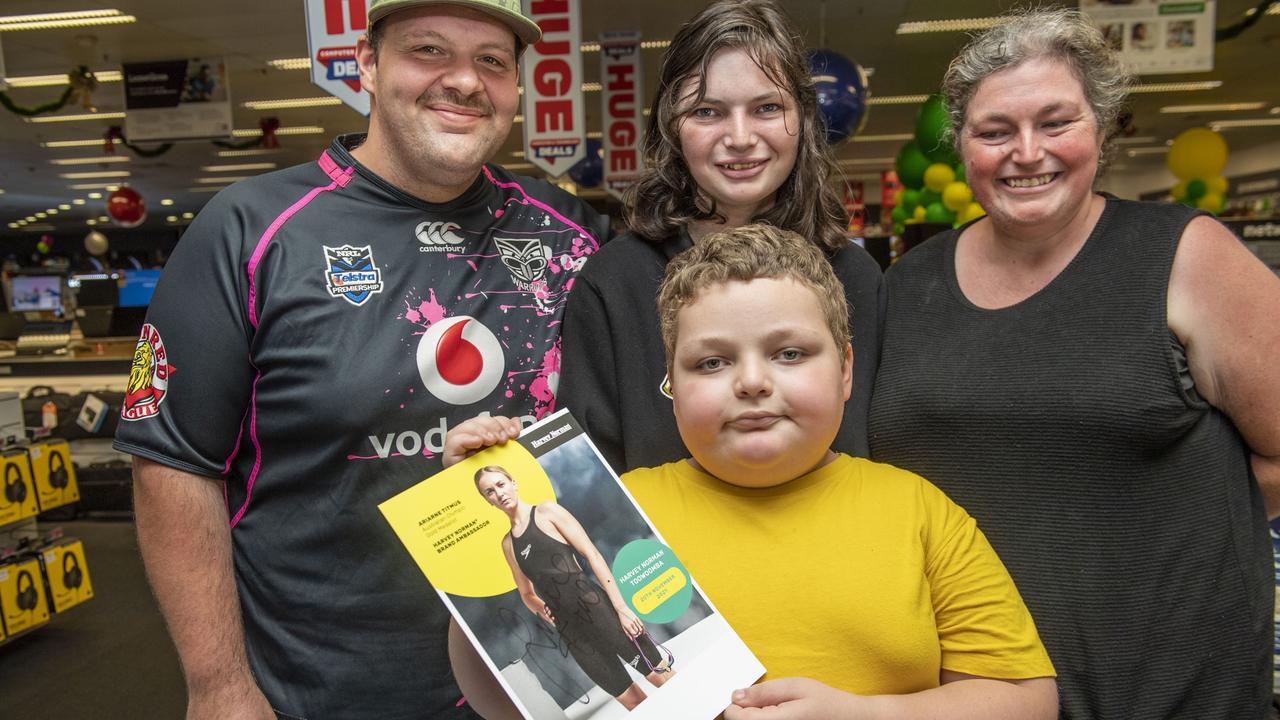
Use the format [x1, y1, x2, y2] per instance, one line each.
[621, 454, 1054, 695]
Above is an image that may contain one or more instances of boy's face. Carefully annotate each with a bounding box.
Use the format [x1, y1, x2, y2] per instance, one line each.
[669, 277, 852, 489]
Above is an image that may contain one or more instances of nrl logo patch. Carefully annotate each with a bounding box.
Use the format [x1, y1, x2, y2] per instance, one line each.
[324, 244, 384, 306]
[494, 237, 550, 291]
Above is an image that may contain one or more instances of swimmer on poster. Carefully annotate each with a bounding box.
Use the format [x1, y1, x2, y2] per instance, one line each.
[474, 465, 677, 712]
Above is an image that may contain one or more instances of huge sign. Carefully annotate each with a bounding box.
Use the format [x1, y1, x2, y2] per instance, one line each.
[123, 59, 233, 142]
[521, 0, 586, 176]
[1080, 0, 1216, 74]
[305, 0, 370, 116]
[599, 31, 644, 200]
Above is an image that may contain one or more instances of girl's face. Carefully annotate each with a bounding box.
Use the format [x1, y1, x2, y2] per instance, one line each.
[676, 47, 801, 227]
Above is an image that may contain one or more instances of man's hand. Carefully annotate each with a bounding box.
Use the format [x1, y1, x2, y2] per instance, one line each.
[724, 678, 861, 720]
[442, 415, 524, 468]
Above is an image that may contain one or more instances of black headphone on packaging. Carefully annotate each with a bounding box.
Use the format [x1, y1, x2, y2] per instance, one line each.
[16, 569, 38, 611]
[62, 552, 83, 590]
[4, 463, 26, 506]
[49, 450, 69, 490]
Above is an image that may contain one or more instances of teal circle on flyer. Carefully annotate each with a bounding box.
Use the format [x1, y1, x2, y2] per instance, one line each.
[611, 538, 693, 624]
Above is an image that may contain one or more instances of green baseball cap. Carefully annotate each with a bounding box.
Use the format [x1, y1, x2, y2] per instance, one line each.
[366, 0, 542, 46]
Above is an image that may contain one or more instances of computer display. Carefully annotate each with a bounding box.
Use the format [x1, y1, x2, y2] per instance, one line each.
[117, 269, 162, 308]
[10, 275, 64, 313]
[69, 274, 120, 307]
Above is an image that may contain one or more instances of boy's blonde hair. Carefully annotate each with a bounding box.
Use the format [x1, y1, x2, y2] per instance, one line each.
[657, 223, 851, 364]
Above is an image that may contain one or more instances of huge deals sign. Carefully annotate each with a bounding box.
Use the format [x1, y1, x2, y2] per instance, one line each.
[305, 0, 370, 116]
[521, 0, 586, 176]
[600, 31, 644, 201]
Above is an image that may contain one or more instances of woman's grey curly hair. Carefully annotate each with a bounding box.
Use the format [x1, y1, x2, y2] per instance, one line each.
[941, 7, 1133, 166]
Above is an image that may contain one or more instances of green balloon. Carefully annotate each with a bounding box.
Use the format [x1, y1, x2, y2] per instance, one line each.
[915, 95, 957, 163]
[891, 205, 909, 224]
[895, 141, 931, 189]
[953, 163, 966, 182]
[924, 202, 955, 224]
[1184, 178, 1207, 202]
[918, 188, 941, 208]
[893, 222, 905, 235]
[901, 188, 921, 212]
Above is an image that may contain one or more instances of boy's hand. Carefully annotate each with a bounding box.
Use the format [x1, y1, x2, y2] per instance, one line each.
[442, 416, 524, 468]
[724, 678, 861, 719]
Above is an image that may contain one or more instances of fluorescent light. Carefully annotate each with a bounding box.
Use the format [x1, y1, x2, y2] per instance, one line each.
[897, 17, 1004, 34]
[267, 58, 312, 70]
[5, 70, 122, 87]
[216, 148, 282, 158]
[35, 213, 47, 219]
[231, 125, 324, 137]
[86, 219, 97, 226]
[200, 163, 278, 172]
[586, 131, 602, 139]
[160, 199, 174, 206]
[242, 96, 343, 110]
[1160, 102, 1266, 114]
[182, 212, 194, 219]
[72, 199, 86, 205]
[1272, 107, 1280, 115]
[87, 192, 103, 199]
[1125, 147, 1169, 156]
[853, 133, 915, 143]
[165, 215, 178, 222]
[196, 176, 252, 183]
[28, 111, 127, 124]
[0, 12, 136, 32]
[867, 95, 930, 106]
[48, 156, 130, 165]
[69, 182, 124, 190]
[839, 157, 896, 166]
[58, 204, 70, 210]
[1130, 81, 1222, 94]
[1209, 118, 1280, 130]
[61, 170, 130, 179]
[42, 138, 114, 148]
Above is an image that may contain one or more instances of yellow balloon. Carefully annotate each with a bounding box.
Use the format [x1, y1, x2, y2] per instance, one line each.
[959, 202, 987, 224]
[1196, 192, 1223, 213]
[1171, 181, 1188, 201]
[923, 163, 956, 193]
[1166, 128, 1228, 182]
[893, 188, 905, 207]
[1207, 176, 1228, 195]
[912, 205, 928, 222]
[942, 181, 973, 212]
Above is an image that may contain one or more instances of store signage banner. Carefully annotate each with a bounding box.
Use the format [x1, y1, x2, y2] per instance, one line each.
[522, 0, 586, 176]
[1080, 0, 1216, 74]
[305, 0, 370, 116]
[599, 31, 644, 200]
[123, 59, 233, 142]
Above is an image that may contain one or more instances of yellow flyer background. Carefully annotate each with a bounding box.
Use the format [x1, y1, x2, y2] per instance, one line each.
[379, 443, 556, 598]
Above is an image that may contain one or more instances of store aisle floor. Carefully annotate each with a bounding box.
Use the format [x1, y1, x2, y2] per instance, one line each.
[0, 519, 186, 717]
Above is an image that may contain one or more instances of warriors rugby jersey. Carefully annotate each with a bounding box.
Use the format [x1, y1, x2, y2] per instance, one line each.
[114, 135, 608, 719]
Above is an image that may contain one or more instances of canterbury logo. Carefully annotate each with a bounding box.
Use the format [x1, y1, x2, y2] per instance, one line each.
[416, 221, 464, 245]
[520, 544, 531, 559]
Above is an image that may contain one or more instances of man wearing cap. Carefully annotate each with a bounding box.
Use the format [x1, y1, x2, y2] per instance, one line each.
[115, 2, 606, 718]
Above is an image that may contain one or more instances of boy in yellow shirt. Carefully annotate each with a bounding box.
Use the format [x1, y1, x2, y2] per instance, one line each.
[445, 224, 1056, 719]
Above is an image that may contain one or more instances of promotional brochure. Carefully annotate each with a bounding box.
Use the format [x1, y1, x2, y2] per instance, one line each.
[380, 409, 763, 720]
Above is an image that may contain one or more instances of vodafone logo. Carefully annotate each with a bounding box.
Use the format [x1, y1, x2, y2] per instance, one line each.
[417, 316, 505, 405]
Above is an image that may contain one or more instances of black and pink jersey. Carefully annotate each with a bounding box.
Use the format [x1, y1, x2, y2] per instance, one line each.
[114, 135, 607, 719]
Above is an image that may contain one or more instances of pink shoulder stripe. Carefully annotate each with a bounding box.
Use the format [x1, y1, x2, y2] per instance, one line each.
[246, 150, 355, 328]
[482, 166, 601, 250]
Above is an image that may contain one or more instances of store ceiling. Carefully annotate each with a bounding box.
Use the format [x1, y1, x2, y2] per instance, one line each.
[0, 0, 1277, 234]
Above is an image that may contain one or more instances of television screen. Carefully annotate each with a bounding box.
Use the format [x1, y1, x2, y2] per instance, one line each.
[10, 275, 64, 312]
[69, 274, 119, 307]
[117, 269, 162, 308]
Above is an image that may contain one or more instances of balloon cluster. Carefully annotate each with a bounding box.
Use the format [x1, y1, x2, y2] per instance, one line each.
[1166, 128, 1228, 215]
[567, 138, 603, 188]
[890, 95, 984, 235]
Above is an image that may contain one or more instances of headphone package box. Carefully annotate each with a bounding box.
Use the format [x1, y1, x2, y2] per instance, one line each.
[29, 439, 80, 512]
[0, 449, 39, 525]
[42, 539, 93, 613]
[0, 557, 50, 637]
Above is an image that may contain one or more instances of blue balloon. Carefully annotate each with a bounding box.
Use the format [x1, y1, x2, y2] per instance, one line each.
[809, 49, 869, 144]
[568, 138, 603, 188]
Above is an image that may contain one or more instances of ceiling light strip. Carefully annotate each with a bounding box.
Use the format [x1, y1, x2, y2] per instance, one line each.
[896, 17, 1004, 34]
[242, 97, 344, 110]
[48, 156, 130, 165]
[867, 95, 930, 106]
[27, 111, 127, 124]
[0, 9, 122, 23]
[1159, 102, 1266, 113]
[4, 70, 122, 88]
[1210, 117, 1280, 130]
[1129, 81, 1222, 93]
[231, 126, 325, 137]
[0, 15, 136, 32]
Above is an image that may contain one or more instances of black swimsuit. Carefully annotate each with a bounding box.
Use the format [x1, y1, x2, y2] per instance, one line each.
[511, 506, 663, 696]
